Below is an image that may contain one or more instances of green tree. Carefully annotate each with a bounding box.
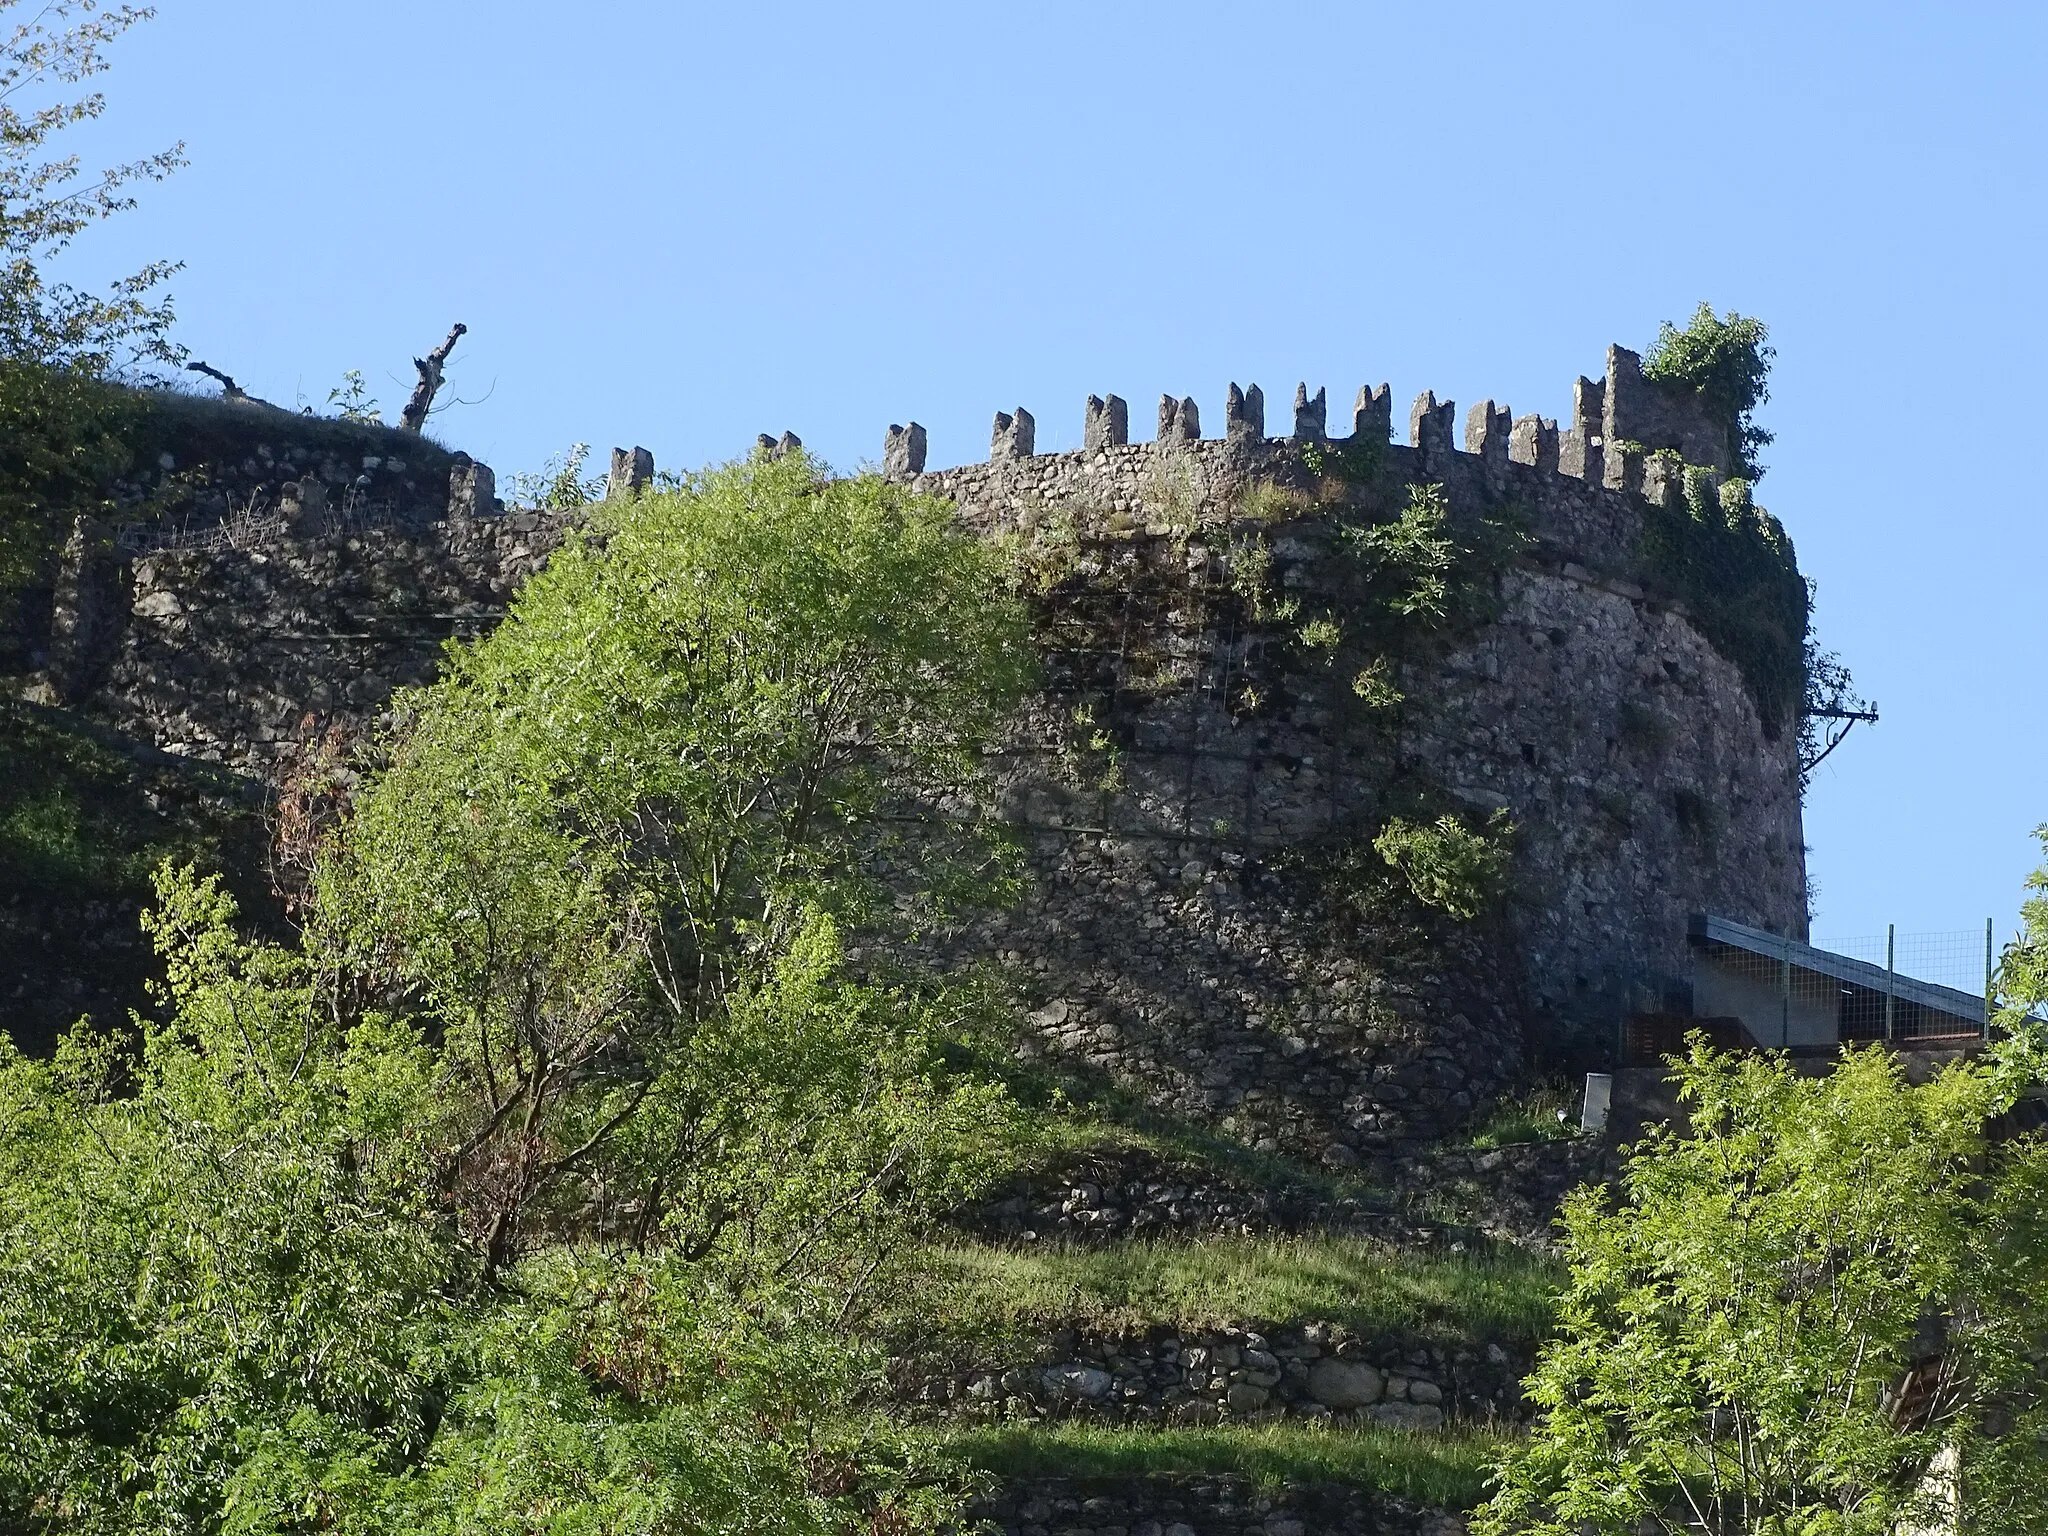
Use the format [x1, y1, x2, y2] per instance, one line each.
[0, 870, 992, 1532]
[0, 1, 181, 594]
[0, 453, 1035, 1530]
[313, 450, 1035, 1277]
[0, 867, 459, 1526]
[0, 0, 182, 374]
[1475, 878, 2048, 1536]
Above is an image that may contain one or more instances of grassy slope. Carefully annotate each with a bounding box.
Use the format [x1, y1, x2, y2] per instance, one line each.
[889, 1234, 1561, 1356]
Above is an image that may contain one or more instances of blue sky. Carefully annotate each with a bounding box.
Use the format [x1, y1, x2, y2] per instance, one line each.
[57, 1, 2048, 954]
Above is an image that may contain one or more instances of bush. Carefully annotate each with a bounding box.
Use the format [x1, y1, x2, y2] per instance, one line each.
[1475, 1025, 2048, 1535]
[1372, 810, 1514, 921]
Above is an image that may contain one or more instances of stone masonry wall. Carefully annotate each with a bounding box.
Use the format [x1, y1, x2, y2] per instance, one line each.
[897, 1317, 1532, 1431]
[93, 508, 561, 774]
[970, 1478, 1470, 1536]
[27, 343, 1806, 1164]
[887, 344, 1805, 1158]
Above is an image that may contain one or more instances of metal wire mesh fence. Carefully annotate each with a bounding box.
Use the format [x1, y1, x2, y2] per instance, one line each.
[1795, 924, 1992, 1044]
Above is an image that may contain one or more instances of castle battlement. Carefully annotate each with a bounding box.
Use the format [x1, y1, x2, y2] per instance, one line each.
[878, 343, 1737, 514]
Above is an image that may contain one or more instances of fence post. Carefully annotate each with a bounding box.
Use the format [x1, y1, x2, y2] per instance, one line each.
[1985, 918, 1995, 1042]
[1780, 935, 1791, 1049]
[1885, 923, 1896, 1043]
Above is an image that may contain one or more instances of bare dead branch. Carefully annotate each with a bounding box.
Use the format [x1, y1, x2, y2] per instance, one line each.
[399, 321, 466, 434]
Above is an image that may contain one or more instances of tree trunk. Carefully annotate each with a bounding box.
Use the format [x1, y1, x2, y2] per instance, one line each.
[399, 323, 467, 433]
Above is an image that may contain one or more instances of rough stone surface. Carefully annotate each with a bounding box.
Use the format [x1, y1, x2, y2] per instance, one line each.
[948, 1139, 1610, 1250]
[885, 422, 929, 481]
[605, 445, 654, 501]
[1292, 384, 1327, 442]
[971, 1476, 1469, 1536]
[1086, 395, 1131, 452]
[84, 510, 567, 775]
[22, 345, 1806, 1162]
[896, 1317, 1532, 1429]
[995, 408, 1037, 461]
[1307, 1359, 1385, 1409]
[899, 392, 1804, 1153]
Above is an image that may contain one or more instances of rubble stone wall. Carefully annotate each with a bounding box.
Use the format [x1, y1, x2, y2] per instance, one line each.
[970, 1477, 1471, 1536]
[28, 344, 1807, 1160]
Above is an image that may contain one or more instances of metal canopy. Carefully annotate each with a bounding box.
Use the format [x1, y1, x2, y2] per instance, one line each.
[1689, 913, 1986, 1029]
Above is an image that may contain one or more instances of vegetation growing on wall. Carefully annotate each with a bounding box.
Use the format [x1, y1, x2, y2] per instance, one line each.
[1634, 471, 1810, 734]
[1372, 810, 1516, 922]
[1642, 303, 1774, 479]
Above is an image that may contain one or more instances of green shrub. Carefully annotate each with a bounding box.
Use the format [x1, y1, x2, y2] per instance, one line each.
[1641, 303, 1774, 479]
[1372, 810, 1514, 921]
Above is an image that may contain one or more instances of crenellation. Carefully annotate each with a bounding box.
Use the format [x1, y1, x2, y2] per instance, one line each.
[1409, 390, 1456, 471]
[1603, 438, 1645, 497]
[1352, 383, 1391, 443]
[991, 408, 1036, 461]
[1509, 413, 1559, 473]
[1603, 343, 1737, 473]
[1084, 393, 1129, 451]
[1158, 394, 1201, 443]
[606, 445, 654, 501]
[1559, 376, 1605, 484]
[1292, 383, 1327, 442]
[1464, 400, 1512, 465]
[883, 422, 927, 481]
[1225, 382, 1264, 443]
[447, 454, 497, 520]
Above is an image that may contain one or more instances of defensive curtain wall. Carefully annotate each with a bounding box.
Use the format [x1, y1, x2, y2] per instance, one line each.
[22, 344, 1808, 1163]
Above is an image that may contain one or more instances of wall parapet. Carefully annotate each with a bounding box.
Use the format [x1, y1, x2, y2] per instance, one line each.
[881, 342, 1740, 562]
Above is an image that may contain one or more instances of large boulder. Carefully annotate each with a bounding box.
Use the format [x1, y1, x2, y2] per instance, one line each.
[1306, 1358, 1384, 1408]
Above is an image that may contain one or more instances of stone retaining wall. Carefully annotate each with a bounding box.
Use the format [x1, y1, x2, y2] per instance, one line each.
[970, 1476, 1469, 1536]
[950, 1138, 1611, 1250]
[899, 1318, 1532, 1431]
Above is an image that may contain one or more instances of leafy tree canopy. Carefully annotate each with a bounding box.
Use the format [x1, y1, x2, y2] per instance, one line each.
[1476, 836, 2048, 1536]
[0, 0, 182, 375]
[0, 455, 1035, 1531]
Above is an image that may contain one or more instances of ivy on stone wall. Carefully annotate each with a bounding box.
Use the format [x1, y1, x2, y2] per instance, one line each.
[1633, 472, 1808, 734]
[1641, 304, 1774, 480]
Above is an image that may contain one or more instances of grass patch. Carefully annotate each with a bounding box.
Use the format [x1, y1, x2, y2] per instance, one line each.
[950, 1037, 1392, 1212]
[1468, 1083, 1581, 1149]
[1009, 1106, 1384, 1206]
[948, 1421, 1507, 1508]
[888, 1234, 1561, 1354]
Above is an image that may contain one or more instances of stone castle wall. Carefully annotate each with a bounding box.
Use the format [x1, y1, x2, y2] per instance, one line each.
[879, 345, 1803, 1158]
[23, 344, 1806, 1159]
